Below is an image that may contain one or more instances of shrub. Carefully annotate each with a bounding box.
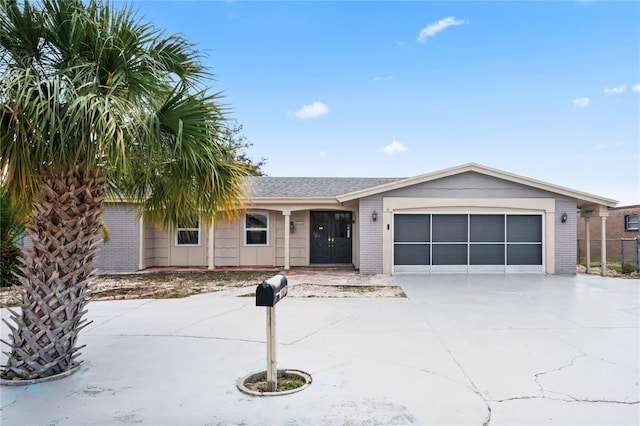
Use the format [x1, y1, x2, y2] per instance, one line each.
[1, 246, 21, 287]
[0, 189, 26, 287]
[621, 263, 637, 274]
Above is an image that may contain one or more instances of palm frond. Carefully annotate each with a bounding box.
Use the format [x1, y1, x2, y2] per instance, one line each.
[1, 0, 249, 224]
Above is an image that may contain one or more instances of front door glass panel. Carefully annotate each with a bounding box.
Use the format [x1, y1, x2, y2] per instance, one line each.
[310, 211, 352, 264]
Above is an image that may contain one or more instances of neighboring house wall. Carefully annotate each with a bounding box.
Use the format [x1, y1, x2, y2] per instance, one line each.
[555, 199, 577, 275]
[96, 203, 139, 273]
[359, 196, 384, 274]
[577, 205, 640, 261]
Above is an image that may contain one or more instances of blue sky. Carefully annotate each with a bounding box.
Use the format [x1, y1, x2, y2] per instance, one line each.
[128, 1, 639, 205]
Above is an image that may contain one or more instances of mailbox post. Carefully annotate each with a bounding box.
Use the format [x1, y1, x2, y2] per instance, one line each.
[255, 274, 288, 392]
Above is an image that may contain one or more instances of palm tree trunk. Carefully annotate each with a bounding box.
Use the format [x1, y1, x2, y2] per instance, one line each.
[1, 166, 105, 381]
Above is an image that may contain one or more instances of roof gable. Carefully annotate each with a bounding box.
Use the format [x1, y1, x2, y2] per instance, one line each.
[336, 163, 618, 208]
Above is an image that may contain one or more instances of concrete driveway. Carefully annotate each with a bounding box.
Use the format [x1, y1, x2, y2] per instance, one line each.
[1, 274, 638, 425]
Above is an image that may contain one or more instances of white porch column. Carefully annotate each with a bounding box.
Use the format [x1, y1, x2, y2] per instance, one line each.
[283, 212, 291, 270]
[138, 215, 145, 270]
[600, 216, 607, 276]
[585, 216, 591, 274]
[208, 219, 215, 270]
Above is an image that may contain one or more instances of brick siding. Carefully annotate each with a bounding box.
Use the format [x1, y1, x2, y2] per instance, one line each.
[359, 196, 383, 274]
[555, 199, 577, 274]
[95, 203, 140, 273]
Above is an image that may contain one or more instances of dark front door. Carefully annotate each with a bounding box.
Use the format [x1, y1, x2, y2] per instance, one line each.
[310, 211, 352, 264]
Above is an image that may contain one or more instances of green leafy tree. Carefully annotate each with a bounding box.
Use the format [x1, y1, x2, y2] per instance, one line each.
[223, 120, 267, 176]
[0, 0, 249, 381]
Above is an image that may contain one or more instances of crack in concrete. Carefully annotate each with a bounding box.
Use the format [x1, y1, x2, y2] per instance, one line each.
[491, 394, 640, 405]
[85, 299, 156, 333]
[533, 353, 586, 400]
[490, 395, 542, 403]
[287, 311, 361, 345]
[532, 354, 640, 406]
[405, 298, 493, 426]
[172, 300, 253, 333]
[535, 354, 587, 381]
[0, 392, 18, 411]
[483, 342, 640, 410]
[562, 398, 640, 405]
[545, 328, 640, 374]
[97, 333, 265, 344]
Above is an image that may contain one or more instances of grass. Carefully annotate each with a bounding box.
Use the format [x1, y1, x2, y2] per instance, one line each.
[338, 285, 376, 293]
[577, 258, 638, 274]
[103, 270, 269, 285]
[254, 375, 306, 392]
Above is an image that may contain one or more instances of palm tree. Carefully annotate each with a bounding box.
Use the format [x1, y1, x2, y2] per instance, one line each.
[0, 0, 248, 381]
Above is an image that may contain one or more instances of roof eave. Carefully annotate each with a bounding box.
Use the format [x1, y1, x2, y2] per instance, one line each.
[249, 196, 340, 205]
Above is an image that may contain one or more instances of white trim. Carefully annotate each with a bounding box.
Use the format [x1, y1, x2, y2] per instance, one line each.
[244, 211, 269, 246]
[176, 220, 201, 246]
[625, 214, 639, 231]
[391, 211, 545, 274]
[208, 221, 215, 270]
[138, 216, 145, 270]
[283, 212, 291, 270]
[383, 198, 555, 274]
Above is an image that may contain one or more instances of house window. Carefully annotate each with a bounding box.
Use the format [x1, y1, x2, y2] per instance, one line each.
[625, 214, 639, 231]
[245, 212, 268, 245]
[176, 220, 200, 246]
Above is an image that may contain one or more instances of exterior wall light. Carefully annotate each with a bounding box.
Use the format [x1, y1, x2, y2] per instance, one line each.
[372, 211, 378, 222]
[290, 221, 295, 233]
[561, 212, 568, 223]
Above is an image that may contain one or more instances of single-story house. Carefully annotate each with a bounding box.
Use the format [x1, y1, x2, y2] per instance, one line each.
[96, 163, 617, 275]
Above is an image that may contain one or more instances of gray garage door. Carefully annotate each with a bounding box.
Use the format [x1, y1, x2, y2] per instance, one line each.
[393, 213, 543, 273]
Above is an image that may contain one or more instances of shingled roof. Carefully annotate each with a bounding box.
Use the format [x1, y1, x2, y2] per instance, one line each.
[244, 176, 404, 198]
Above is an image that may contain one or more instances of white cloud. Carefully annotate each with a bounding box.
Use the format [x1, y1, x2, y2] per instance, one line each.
[373, 76, 394, 82]
[593, 141, 624, 151]
[572, 97, 590, 108]
[417, 17, 466, 42]
[632, 84, 640, 92]
[380, 140, 408, 154]
[289, 102, 329, 119]
[604, 85, 626, 94]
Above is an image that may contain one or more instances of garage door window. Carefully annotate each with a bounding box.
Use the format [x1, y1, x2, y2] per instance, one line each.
[393, 215, 429, 265]
[393, 213, 543, 272]
[506, 215, 542, 265]
[470, 215, 505, 265]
